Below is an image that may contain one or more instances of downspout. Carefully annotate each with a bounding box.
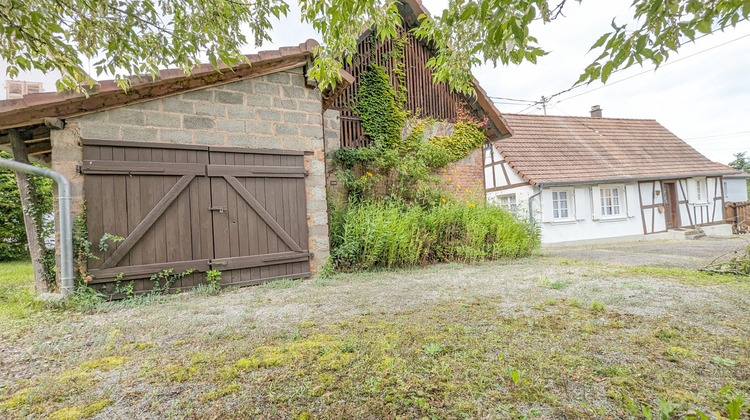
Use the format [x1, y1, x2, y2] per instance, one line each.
[528, 185, 543, 226]
[0, 157, 74, 297]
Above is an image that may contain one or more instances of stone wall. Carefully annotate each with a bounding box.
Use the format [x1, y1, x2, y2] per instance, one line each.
[53, 65, 333, 274]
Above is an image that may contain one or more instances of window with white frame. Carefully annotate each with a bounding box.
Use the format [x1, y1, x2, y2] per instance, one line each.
[689, 177, 708, 204]
[599, 186, 622, 217]
[497, 194, 517, 212]
[551, 190, 572, 220]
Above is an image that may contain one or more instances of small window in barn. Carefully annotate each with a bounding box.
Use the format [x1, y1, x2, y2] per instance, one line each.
[600, 187, 622, 217]
[497, 194, 517, 213]
[552, 190, 571, 220]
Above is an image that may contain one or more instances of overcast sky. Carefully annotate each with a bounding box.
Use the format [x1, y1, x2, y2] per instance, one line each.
[2, 0, 748, 164]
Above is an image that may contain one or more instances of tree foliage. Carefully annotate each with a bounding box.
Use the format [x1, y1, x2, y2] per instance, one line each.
[729, 151, 750, 173]
[0, 151, 54, 261]
[1, 0, 748, 93]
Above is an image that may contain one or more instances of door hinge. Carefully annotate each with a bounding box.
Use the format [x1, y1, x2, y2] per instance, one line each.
[209, 206, 228, 213]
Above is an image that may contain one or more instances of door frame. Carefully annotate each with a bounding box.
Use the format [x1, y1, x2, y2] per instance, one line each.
[662, 181, 681, 229]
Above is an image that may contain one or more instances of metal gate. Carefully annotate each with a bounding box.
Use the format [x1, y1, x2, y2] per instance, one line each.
[81, 139, 310, 294]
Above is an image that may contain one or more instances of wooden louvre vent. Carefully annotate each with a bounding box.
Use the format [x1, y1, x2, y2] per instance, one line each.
[329, 27, 473, 148]
[81, 140, 311, 295]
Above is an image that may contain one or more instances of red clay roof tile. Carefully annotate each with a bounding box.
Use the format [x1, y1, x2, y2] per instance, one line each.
[495, 113, 739, 185]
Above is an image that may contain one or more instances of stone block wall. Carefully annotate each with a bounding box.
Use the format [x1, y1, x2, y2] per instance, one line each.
[53, 65, 333, 273]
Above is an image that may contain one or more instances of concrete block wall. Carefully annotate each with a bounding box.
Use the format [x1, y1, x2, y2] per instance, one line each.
[57, 65, 332, 273]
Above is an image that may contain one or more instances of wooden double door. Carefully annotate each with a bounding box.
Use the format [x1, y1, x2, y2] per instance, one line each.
[82, 140, 310, 294]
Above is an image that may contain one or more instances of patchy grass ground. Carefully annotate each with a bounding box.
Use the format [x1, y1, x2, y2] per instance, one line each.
[1, 257, 749, 419]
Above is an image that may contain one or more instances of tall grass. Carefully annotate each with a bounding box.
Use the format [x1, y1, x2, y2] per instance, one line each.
[328, 200, 539, 272]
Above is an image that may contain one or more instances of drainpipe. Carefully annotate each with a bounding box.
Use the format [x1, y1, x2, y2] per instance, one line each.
[528, 185, 543, 226]
[0, 157, 74, 297]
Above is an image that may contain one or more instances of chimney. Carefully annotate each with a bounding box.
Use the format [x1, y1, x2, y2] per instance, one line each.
[590, 105, 602, 118]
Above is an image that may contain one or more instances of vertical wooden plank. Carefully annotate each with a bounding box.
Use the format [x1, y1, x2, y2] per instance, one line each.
[84, 146, 103, 270]
[110, 147, 129, 267]
[210, 151, 233, 284]
[150, 148, 168, 266]
[237, 153, 254, 284]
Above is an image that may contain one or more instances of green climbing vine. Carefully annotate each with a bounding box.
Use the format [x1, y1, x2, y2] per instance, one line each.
[354, 64, 407, 150]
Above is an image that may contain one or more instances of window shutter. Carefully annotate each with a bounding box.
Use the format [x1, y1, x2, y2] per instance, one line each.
[574, 188, 586, 220]
[591, 186, 602, 220]
[540, 190, 554, 222]
[625, 185, 638, 217]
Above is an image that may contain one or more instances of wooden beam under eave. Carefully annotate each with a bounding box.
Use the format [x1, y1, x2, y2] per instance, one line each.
[0, 58, 310, 130]
[27, 141, 51, 156]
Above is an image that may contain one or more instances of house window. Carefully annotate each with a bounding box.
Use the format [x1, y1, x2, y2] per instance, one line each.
[689, 177, 708, 204]
[600, 187, 622, 217]
[497, 194, 517, 212]
[552, 190, 571, 220]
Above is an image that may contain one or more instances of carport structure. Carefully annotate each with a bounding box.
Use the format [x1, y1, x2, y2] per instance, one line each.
[0, 40, 348, 295]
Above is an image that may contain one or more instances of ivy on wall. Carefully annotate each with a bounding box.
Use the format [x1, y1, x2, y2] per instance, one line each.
[336, 46, 486, 205]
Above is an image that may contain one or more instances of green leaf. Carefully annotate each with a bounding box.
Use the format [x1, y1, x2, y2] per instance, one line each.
[590, 33, 610, 51]
[601, 61, 614, 83]
[696, 20, 712, 34]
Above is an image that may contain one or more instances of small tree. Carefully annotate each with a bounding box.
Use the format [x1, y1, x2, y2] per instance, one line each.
[729, 152, 750, 173]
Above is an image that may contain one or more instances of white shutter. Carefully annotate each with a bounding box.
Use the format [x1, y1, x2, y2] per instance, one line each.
[574, 188, 587, 220]
[626, 185, 638, 217]
[591, 186, 602, 220]
[540, 190, 554, 222]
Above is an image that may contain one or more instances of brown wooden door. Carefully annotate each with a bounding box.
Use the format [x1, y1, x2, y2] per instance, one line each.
[662, 181, 680, 229]
[206, 147, 310, 287]
[82, 140, 310, 295]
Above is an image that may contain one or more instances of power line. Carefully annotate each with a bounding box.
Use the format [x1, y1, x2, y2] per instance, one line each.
[684, 130, 750, 140]
[554, 31, 750, 104]
[488, 96, 538, 103]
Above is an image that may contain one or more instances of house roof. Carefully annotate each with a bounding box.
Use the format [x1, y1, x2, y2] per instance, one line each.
[0, 40, 339, 131]
[494, 113, 740, 185]
[380, 0, 511, 138]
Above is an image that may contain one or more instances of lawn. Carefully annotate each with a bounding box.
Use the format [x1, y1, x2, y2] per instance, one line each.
[1, 258, 749, 419]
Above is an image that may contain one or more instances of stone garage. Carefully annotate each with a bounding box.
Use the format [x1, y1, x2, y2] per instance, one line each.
[0, 40, 346, 295]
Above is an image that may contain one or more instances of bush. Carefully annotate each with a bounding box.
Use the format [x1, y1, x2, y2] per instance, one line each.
[328, 199, 539, 272]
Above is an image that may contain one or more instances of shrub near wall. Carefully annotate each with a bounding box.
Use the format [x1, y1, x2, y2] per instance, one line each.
[327, 50, 539, 274]
[328, 200, 538, 272]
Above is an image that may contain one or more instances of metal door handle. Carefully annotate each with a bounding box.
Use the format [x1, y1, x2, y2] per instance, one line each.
[209, 206, 228, 213]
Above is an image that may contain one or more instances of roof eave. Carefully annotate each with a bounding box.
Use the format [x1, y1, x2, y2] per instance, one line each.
[535, 172, 741, 186]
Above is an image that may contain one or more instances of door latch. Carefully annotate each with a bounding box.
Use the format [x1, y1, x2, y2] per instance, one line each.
[209, 206, 228, 213]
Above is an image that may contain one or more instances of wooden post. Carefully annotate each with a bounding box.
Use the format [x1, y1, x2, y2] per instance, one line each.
[9, 129, 49, 292]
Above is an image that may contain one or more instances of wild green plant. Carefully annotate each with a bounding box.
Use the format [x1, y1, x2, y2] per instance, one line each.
[113, 273, 134, 299]
[590, 301, 605, 312]
[98, 233, 124, 252]
[149, 268, 195, 295]
[328, 199, 539, 272]
[204, 269, 222, 293]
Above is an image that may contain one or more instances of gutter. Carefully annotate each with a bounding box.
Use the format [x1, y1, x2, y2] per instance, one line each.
[535, 172, 739, 187]
[0, 157, 74, 297]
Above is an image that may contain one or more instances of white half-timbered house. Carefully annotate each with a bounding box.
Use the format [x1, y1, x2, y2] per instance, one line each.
[485, 112, 742, 244]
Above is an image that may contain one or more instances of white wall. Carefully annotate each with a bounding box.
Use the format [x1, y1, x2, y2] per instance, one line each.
[529, 182, 646, 244]
[724, 178, 749, 202]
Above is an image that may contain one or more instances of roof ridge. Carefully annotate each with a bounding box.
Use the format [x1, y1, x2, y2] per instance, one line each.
[501, 113, 658, 122]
